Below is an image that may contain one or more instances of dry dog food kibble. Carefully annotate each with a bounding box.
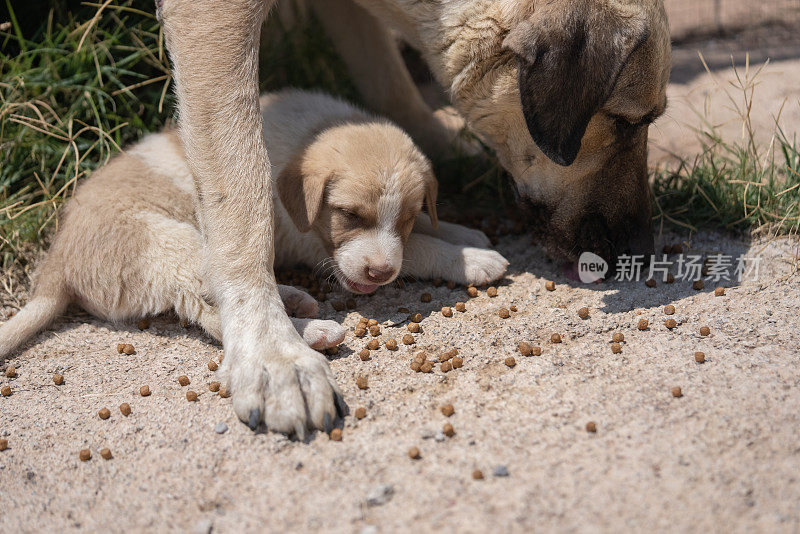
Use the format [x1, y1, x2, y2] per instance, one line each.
[330, 428, 342, 441]
[518, 342, 533, 356]
[355, 406, 366, 419]
[452, 357, 464, 369]
[79, 449, 91, 462]
[0, 439, 7, 451]
[100, 448, 112, 460]
[487, 287, 498, 297]
[671, 386, 683, 398]
[510, 305, 518, 312]
[714, 287, 725, 296]
[186, 390, 198, 402]
[408, 446, 421, 460]
[611, 342, 622, 354]
[369, 325, 381, 337]
[219, 387, 230, 398]
[119, 403, 131, 416]
[137, 318, 150, 330]
[664, 305, 675, 315]
[407, 322, 420, 333]
[53, 373, 64, 386]
[346, 298, 357, 310]
[356, 376, 368, 390]
[666, 273, 675, 284]
[385, 338, 398, 351]
[410, 313, 422, 323]
[209, 381, 221, 392]
[692, 280, 704, 290]
[578, 307, 589, 319]
[645, 278, 657, 288]
[367, 339, 380, 350]
[550, 333, 562, 344]
[638, 319, 649, 331]
[467, 287, 479, 298]
[98, 408, 111, 420]
[368, 319, 378, 327]
[123, 344, 135, 355]
[441, 404, 455, 417]
[455, 302, 466, 312]
[117, 343, 125, 354]
[498, 308, 510, 319]
[472, 469, 484, 480]
[505, 357, 516, 368]
[359, 349, 371, 361]
[665, 318, 677, 329]
[1, 386, 11, 397]
[421, 293, 432, 303]
[695, 351, 706, 363]
[140, 385, 151, 397]
[420, 362, 433, 373]
[5, 366, 15, 378]
[208, 360, 218, 371]
[442, 307, 453, 317]
[402, 334, 415, 345]
[443, 423, 455, 437]
[441, 361, 453, 372]
[586, 421, 597, 433]
[332, 301, 345, 311]
[700, 326, 711, 336]
[354, 326, 367, 338]
[612, 332, 624, 343]
[545, 281, 556, 291]
[447, 281, 457, 290]
[178, 376, 190, 387]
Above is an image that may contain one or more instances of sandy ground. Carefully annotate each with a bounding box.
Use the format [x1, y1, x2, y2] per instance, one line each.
[3, 42, 800, 534]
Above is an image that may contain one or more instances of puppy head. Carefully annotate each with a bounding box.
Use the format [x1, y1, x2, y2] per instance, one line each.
[464, 0, 670, 266]
[278, 121, 437, 294]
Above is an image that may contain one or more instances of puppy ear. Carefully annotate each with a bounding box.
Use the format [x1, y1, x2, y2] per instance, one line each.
[423, 169, 439, 229]
[276, 154, 330, 233]
[503, 3, 649, 166]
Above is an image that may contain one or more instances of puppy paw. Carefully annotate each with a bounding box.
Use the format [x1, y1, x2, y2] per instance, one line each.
[278, 284, 319, 318]
[224, 335, 346, 439]
[460, 248, 509, 286]
[291, 318, 346, 350]
[439, 223, 491, 248]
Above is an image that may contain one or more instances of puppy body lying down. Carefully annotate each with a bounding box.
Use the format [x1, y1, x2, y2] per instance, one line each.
[0, 90, 507, 359]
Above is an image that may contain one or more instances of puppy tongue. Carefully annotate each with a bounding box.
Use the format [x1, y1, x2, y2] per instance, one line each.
[349, 281, 378, 294]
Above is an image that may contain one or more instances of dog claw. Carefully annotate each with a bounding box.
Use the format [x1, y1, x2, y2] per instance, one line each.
[248, 408, 260, 431]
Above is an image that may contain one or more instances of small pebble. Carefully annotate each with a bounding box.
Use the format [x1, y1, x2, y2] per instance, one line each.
[492, 465, 509, 477]
[119, 403, 131, 416]
[367, 339, 380, 350]
[441, 307, 453, 317]
[214, 422, 228, 434]
[578, 307, 589, 319]
[545, 281, 556, 291]
[472, 469, 484, 480]
[498, 308, 510, 319]
[407, 323, 421, 333]
[402, 334, 415, 345]
[455, 302, 466, 312]
[53, 374, 64, 386]
[638, 319, 649, 331]
[139, 385, 151, 397]
[100, 448, 112, 460]
[178, 376, 190, 386]
[98, 408, 111, 420]
[443, 423, 455, 437]
[486, 287, 498, 297]
[356, 376, 368, 390]
[330, 428, 343, 441]
[79, 449, 91, 462]
[692, 280, 704, 290]
[699, 326, 711, 336]
[664, 305, 675, 315]
[467, 287, 479, 298]
[5, 366, 15, 378]
[441, 404, 455, 417]
[186, 390, 198, 402]
[550, 333, 562, 344]
[714, 287, 725, 296]
[208, 360, 218, 371]
[665, 318, 677, 329]
[695, 352, 706, 364]
[209, 381, 220, 392]
[355, 406, 367, 419]
[586, 421, 597, 433]
[408, 447, 421, 460]
[671, 386, 683, 398]
[359, 349, 371, 361]
[504, 357, 516, 368]
[385, 338, 398, 351]
[420, 293, 431, 303]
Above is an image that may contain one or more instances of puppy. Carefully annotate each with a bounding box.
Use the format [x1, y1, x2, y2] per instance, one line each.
[0, 90, 507, 361]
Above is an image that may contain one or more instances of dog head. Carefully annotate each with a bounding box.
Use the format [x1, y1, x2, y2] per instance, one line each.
[459, 0, 670, 266]
[277, 121, 437, 294]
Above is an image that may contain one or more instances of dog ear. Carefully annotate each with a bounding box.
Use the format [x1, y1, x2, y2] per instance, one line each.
[423, 169, 439, 229]
[276, 154, 331, 233]
[503, 3, 649, 166]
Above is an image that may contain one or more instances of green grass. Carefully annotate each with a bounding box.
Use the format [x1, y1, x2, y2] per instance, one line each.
[1, 2, 798, 279]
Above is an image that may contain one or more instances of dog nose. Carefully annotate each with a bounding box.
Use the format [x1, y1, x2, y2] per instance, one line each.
[364, 264, 395, 284]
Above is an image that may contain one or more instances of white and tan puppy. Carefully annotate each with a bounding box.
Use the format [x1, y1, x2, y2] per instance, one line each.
[0, 90, 507, 367]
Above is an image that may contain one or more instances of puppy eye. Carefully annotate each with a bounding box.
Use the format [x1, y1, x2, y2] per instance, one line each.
[338, 208, 362, 223]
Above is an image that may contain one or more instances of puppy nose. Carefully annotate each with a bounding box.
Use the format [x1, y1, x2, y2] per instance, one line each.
[364, 263, 395, 284]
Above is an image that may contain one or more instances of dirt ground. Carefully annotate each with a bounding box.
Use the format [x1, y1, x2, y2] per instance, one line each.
[2, 38, 800, 534]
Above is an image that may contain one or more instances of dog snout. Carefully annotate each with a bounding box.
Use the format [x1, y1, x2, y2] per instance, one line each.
[364, 263, 395, 284]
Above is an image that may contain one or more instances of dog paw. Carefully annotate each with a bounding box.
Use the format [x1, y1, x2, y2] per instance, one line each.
[460, 248, 509, 286]
[278, 285, 318, 318]
[223, 336, 346, 438]
[291, 318, 346, 350]
[438, 223, 491, 248]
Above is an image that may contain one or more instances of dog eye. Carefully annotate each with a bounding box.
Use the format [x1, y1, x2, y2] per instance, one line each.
[337, 208, 362, 223]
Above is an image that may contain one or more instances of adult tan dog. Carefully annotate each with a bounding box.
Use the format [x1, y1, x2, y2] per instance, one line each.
[157, 0, 671, 435]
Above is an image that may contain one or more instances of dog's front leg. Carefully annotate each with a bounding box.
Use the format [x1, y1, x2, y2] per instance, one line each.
[402, 233, 509, 286]
[160, 0, 344, 436]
